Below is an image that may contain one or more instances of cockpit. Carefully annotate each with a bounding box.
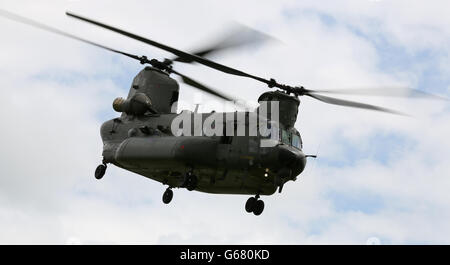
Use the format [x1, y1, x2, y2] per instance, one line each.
[281, 128, 302, 150]
[264, 121, 303, 150]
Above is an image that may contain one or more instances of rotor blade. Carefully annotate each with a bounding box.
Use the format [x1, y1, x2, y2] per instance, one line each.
[170, 69, 234, 101]
[0, 10, 249, 105]
[172, 24, 274, 63]
[66, 12, 274, 86]
[305, 92, 405, 115]
[309, 86, 449, 100]
[0, 9, 150, 66]
[172, 69, 252, 109]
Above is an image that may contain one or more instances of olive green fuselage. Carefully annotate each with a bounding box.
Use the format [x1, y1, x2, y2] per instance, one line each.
[101, 113, 306, 196]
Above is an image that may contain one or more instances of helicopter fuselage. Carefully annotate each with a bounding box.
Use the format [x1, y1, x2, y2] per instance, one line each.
[100, 112, 307, 196]
[96, 66, 307, 196]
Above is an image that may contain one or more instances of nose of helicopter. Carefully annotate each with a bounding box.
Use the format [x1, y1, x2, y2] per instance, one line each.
[278, 145, 306, 176]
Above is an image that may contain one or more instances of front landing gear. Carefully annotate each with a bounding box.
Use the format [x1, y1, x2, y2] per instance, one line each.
[162, 188, 173, 204]
[94, 163, 107, 180]
[245, 195, 265, 216]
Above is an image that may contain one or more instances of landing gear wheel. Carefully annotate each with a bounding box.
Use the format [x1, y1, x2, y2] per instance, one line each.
[253, 200, 265, 216]
[162, 188, 173, 204]
[186, 174, 198, 191]
[245, 197, 256, 213]
[95, 164, 106, 180]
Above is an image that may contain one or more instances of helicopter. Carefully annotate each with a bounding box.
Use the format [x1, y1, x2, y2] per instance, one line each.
[1, 10, 439, 216]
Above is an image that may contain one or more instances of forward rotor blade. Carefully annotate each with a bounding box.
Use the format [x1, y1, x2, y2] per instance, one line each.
[172, 24, 274, 63]
[170, 69, 235, 101]
[66, 12, 274, 86]
[0, 9, 247, 105]
[305, 93, 405, 115]
[0, 9, 145, 63]
[310, 86, 448, 100]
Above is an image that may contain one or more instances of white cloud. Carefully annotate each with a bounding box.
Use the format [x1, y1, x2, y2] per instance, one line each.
[0, 0, 449, 244]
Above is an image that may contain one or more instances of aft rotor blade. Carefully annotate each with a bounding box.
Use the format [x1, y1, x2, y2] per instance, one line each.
[172, 24, 274, 63]
[309, 86, 449, 100]
[0, 9, 146, 63]
[170, 69, 234, 101]
[306, 93, 405, 115]
[66, 12, 274, 86]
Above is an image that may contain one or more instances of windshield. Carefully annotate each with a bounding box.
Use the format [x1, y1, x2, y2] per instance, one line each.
[262, 122, 302, 149]
[281, 128, 303, 150]
[292, 134, 301, 149]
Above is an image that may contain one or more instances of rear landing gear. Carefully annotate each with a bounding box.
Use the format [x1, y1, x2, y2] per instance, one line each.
[95, 163, 107, 180]
[245, 197, 256, 213]
[245, 195, 265, 216]
[162, 188, 173, 204]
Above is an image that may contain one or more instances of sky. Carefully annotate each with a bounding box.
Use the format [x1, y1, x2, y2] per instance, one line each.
[0, 0, 449, 244]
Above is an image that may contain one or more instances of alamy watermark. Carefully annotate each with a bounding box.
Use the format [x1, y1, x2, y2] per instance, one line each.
[170, 100, 280, 147]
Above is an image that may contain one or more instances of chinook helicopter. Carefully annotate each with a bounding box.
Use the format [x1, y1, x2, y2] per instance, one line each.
[2, 10, 441, 216]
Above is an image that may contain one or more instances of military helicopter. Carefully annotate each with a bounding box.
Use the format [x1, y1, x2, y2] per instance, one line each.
[1, 10, 440, 216]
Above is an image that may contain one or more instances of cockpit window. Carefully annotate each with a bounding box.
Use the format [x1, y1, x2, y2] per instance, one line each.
[261, 122, 303, 149]
[292, 134, 301, 149]
[281, 130, 290, 145]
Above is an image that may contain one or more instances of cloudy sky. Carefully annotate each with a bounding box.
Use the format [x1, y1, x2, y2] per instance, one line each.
[0, 0, 449, 244]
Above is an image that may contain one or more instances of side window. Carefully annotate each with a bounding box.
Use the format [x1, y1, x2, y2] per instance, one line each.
[281, 130, 290, 145]
[292, 134, 300, 149]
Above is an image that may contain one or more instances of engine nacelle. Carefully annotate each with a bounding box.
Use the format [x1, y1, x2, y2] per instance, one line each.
[113, 93, 153, 115]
